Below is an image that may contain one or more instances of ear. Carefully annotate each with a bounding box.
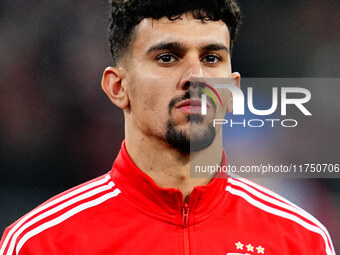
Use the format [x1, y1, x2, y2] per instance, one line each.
[231, 72, 241, 88]
[101, 66, 129, 109]
[225, 72, 241, 113]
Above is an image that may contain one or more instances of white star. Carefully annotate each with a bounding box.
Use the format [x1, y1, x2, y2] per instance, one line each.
[246, 244, 254, 252]
[235, 241, 244, 250]
[256, 245, 265, 254]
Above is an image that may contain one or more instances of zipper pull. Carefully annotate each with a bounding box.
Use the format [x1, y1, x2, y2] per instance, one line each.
[182, 203, 190, 227]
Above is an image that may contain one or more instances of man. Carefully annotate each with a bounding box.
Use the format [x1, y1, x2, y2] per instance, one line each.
[0, 0, 335, 254]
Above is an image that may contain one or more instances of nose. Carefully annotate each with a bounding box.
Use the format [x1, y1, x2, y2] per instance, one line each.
[178, 57, 205, 90]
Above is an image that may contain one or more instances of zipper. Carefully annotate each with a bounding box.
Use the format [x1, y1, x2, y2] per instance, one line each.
[182, 203, 190, 255]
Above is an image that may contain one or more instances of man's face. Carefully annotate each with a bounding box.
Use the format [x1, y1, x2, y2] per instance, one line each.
[123, 14, 235, 153]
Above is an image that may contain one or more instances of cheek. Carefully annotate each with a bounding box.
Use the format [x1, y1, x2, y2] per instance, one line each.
[131, 89, 158, 116]
[129, 83, 171, 131]
[126, 62, 180, 129]
[215, 88, 232, 115]
[128, 72, 157, 110]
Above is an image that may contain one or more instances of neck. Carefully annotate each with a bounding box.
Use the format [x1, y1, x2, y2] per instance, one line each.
[125, 125, 223, 200]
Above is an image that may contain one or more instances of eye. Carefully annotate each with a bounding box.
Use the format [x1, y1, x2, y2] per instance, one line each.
[202, 54, 222, 64]
[157, 54, 178, 64]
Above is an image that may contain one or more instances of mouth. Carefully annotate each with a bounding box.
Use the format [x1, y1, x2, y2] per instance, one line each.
[176, 99, 208, 114]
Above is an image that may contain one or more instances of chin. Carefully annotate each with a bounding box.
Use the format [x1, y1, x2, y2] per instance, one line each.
[165, 118, 216, 154]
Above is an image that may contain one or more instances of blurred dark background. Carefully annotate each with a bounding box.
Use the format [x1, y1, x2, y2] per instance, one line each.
[0, 0, 339, 252]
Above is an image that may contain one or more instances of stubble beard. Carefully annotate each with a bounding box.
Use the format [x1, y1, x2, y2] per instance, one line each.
[165, 115, 216, 154]
[165, 84, 217, 154]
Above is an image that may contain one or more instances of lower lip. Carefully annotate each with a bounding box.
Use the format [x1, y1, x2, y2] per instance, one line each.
[177, 106, 202, 114]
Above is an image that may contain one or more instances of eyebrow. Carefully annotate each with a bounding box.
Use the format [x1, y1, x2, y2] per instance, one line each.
[146, 42, 186, 54]
[202, 43, 229, 54]
[146, 42, 229, 54]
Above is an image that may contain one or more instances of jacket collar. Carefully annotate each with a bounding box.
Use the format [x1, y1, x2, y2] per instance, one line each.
[110, 140, 228, 226]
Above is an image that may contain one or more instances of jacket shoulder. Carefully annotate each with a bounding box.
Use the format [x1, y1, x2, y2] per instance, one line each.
[225, 177, 335, 255]
[0, 172, 121, 255]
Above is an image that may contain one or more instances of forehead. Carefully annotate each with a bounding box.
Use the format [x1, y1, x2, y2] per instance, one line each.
[132, 15, 230, 51]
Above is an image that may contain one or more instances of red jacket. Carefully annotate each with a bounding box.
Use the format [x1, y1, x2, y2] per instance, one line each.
[1, 141, 335, 255]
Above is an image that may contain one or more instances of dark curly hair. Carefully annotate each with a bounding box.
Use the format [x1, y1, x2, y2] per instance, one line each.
[108, 0, 242, 66]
